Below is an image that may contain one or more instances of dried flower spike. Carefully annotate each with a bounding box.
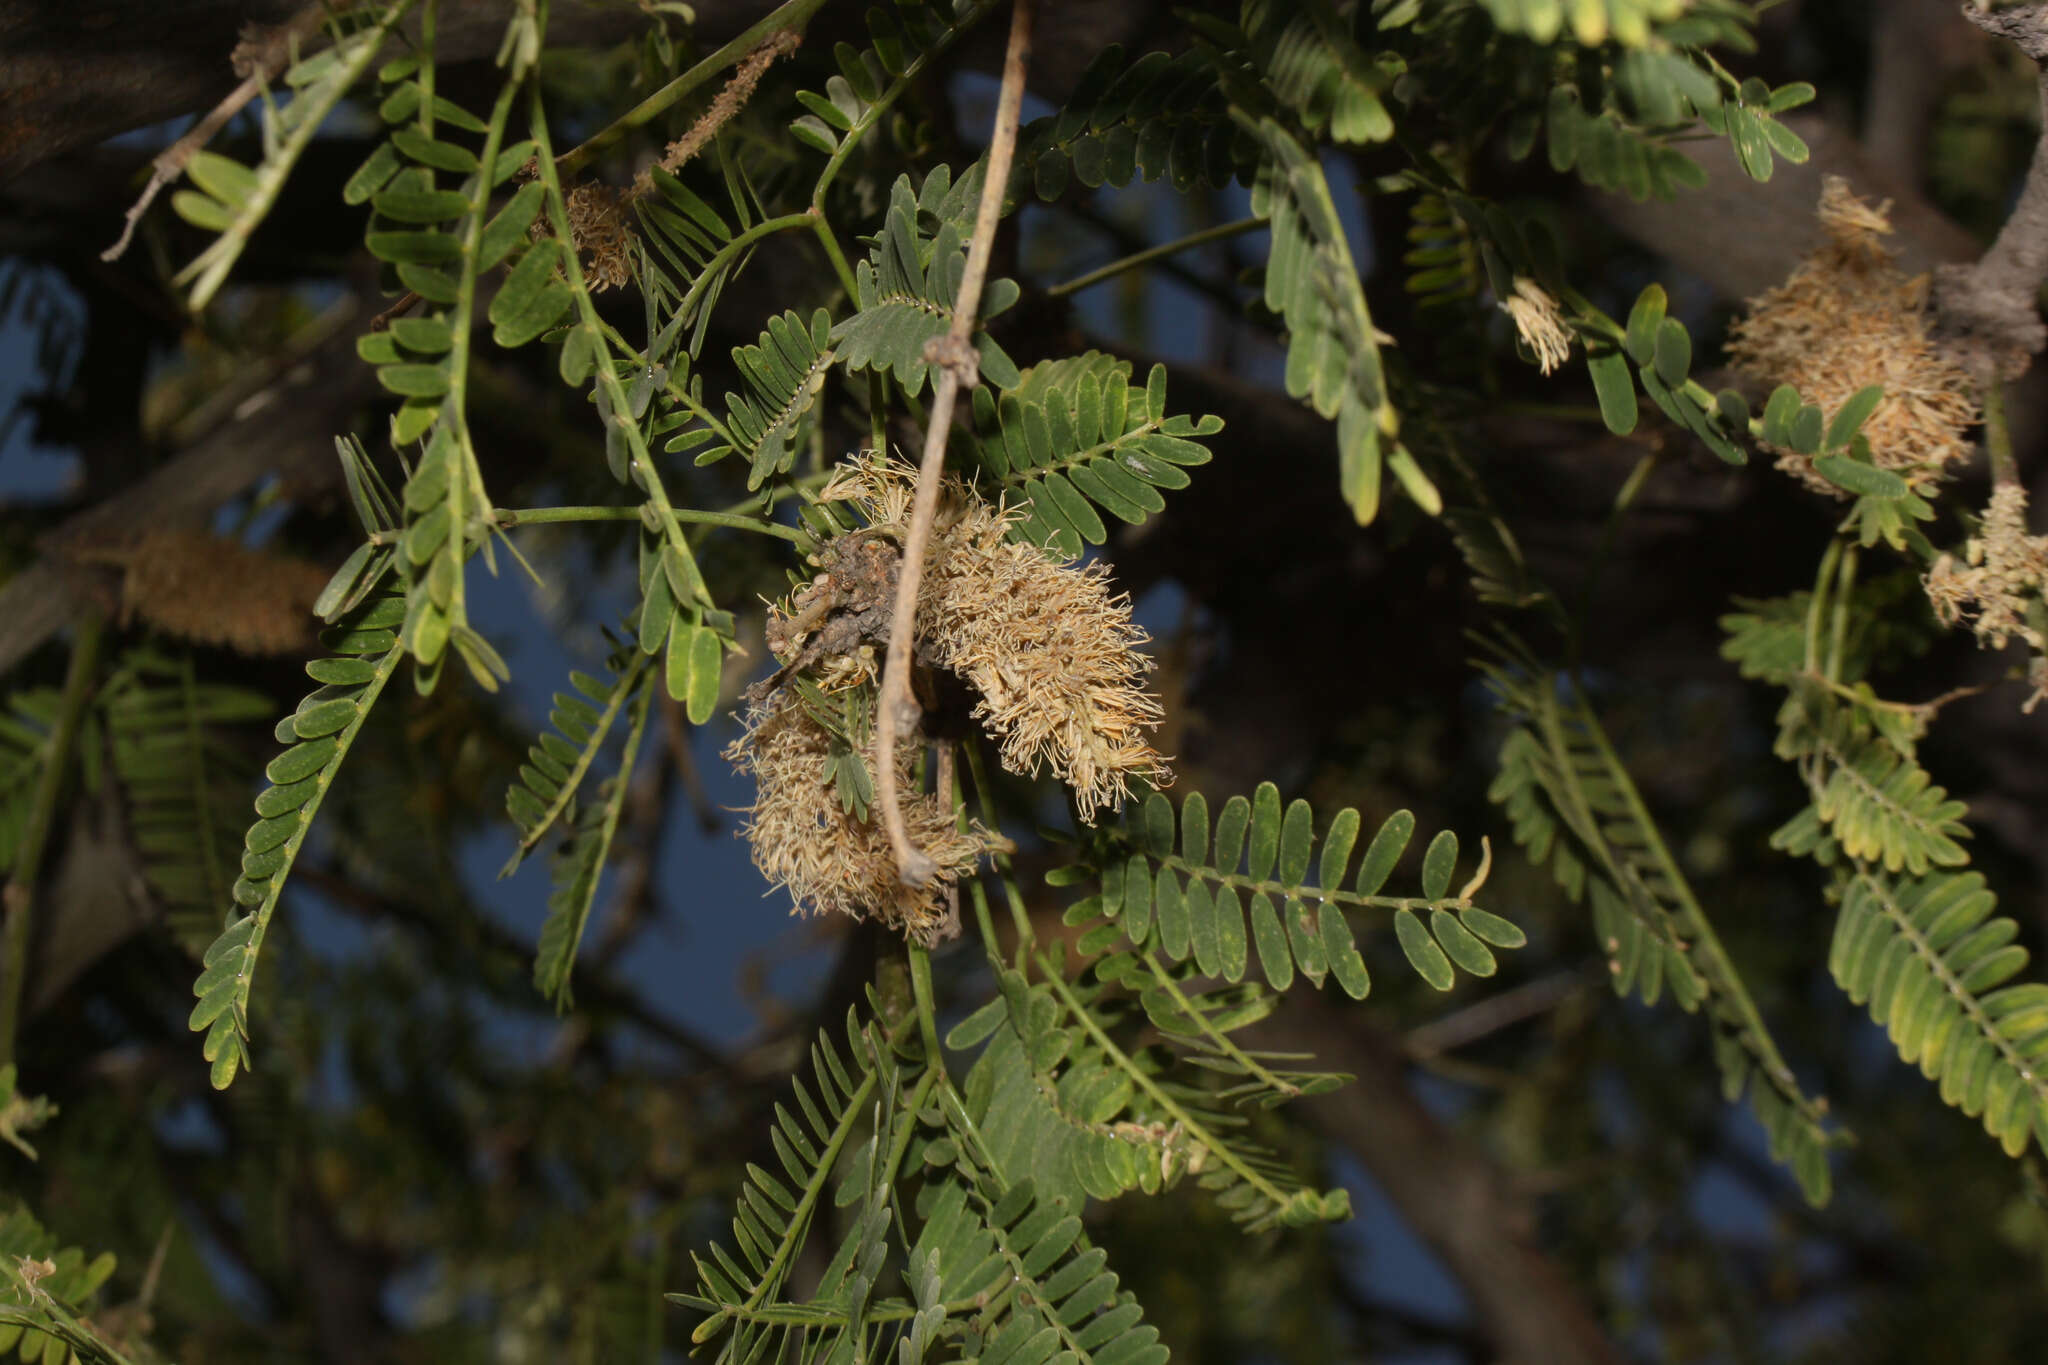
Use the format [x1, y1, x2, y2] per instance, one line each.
[1727, 177, 1978, 496]
[61, 530, 330, 655]
[821, 452, 1172, 823]
[725, 692, 990, 945]
[564, 183, 632, 293]
[1502, 277, 1572, 376]
[1924, 483, 2048, 711]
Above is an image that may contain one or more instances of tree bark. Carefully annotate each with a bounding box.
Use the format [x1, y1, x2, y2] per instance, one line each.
[1254, 991, 1630, 1365]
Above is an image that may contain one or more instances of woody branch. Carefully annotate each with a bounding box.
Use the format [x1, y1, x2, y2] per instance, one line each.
[872, 0, 1034, 886]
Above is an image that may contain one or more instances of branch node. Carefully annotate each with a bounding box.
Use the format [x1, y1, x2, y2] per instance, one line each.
[870, 0, 1034, 886]
[922, 334, 981, 388]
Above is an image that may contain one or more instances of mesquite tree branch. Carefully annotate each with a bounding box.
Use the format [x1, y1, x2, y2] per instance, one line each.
[873, 0, 1032, 887]
[1935, 2, 2048, 381]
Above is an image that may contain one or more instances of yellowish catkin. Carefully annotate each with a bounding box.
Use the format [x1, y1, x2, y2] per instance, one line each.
[1726, 177, 1979, 496]
[64, 530, 330, 655]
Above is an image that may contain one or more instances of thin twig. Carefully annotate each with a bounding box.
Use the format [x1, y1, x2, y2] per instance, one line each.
[1046, 215, 1268, 299]
[368, 290, 422, 332]
[1403, 967, 1594, 1059]
[101, 1, 341, 262]
[872, 0, 1034, 887]
[934, 741, 961, 941]
[1984, 377, 2020, 489]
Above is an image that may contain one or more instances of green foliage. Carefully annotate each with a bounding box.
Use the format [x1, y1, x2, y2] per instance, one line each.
[188, 593, 407, 1090]
[528, 662, 657, 1011]
[967, 354, 1219, 558]
[959, 957, 1350, 1230]
[1772, 681, 1970, 876]
[1599, 283, 1748, 463]
[1724, 545, 2048, 1163]
[1478, 0, 1692, 47]
[694, 308, 836, 490]
[1249, 3, 1398, 145]
[0, 690, 61, 880]
[632, 163, 761, 362]
[501, 647, 654, 876]
[352, 26, 538, 695]
[789, 0, 999, 173]
[0, 1066, 54, 1161]
[1482, 632, 1838, 1205]
[1543, 83, 1711, 202]
[673, 1007, 887, 1363]
[0, 1201, 125, 1365]
[1243, 114, 1433, 523]
[99, 650, 272, 955]
[1014, 46, 1249, 200]
[832, 174, 1022, 393]
[173, 3, 414, 309]
[1831, 869, 2048, 1157]
[1069, 784, 1522, 998]
[1401, 192, 1484, 313]
[37, 0, 2034, 1354]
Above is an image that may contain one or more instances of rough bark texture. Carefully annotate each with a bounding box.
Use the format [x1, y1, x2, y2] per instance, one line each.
[1933, 3, 2048, 381]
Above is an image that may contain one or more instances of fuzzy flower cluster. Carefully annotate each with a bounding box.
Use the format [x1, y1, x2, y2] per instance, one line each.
[732, 454, 1172, 938]
[1501, 277, 1572, 376]
[819, 453, 1173, 824]
[564, 183, 633, 293]
[1925, 483, 2048, 711]
[724, 692, 992, 944]
[1726, 177, 1979, 496]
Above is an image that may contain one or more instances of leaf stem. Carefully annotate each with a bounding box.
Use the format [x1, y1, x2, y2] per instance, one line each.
[0, 610, 103, 1067]
[907, 943, 944, 1069]
[529, 83, 715, 611]
[1138, 952, 1300, 1098]
[811, 212, 859, 298]
[1046, 216, 1268, 299]
[1573, 685, 1819, 1115]
[962, 740, 1035, 968]
[431, 60, 525, 671]
[1985, 377, 2020, 488]
[1037, 949, 1297, 1214]
[874, 0, 1034, 887]
[489, 504, 809, 543]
